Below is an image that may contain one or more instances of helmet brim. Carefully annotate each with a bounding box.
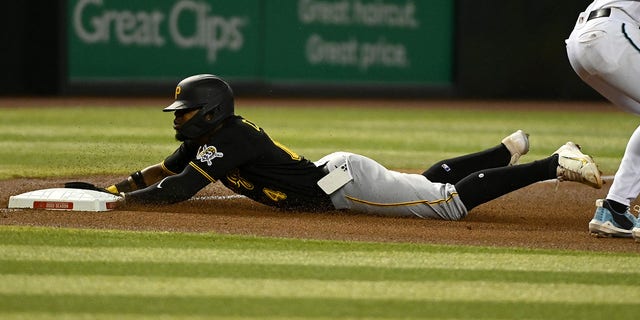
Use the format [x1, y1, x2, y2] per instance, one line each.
[163, 100, 201, 112]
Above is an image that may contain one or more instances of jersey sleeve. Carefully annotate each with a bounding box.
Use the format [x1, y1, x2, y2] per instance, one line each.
[125, 164, 211, 204]
[162, 141, 199, 175]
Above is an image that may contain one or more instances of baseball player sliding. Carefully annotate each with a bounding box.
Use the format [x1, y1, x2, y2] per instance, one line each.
[93, 74, 601, 220]
[566, 0, 640, 239]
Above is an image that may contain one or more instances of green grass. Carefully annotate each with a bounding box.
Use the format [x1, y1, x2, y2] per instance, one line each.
[0, 105, 637, 178]
[2, 104, 640, 319]
[0, 226, 639, 319]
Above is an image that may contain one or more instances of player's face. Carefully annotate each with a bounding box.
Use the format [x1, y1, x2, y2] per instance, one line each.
[173, 108, 199, 141]
[173, 108, 199, 130]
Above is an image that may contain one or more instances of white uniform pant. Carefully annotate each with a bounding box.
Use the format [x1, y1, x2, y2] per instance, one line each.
[566, 3, 640, 206]
[315, 152, 468, 220]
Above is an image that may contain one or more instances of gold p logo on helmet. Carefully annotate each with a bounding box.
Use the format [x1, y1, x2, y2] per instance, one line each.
[175, 86, 181, 99]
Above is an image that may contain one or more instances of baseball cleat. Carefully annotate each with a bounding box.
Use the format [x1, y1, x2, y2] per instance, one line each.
[589, 199, 636, 238]
[501, 130, 529, 165]
[633, 216, 640, 242]
[553, 142, 602, 188]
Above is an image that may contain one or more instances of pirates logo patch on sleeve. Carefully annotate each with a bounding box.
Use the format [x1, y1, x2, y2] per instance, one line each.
[196, 144, 224, 166]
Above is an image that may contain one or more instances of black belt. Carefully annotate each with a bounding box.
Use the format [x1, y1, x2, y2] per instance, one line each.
[587, 8, 612, 21]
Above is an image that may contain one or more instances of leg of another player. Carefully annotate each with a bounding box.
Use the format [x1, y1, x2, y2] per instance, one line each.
[607, 125, 640, 210]
[590, 125, 640, 237]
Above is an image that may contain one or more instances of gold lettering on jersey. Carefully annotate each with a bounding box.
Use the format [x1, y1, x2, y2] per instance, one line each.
[242, 119, 260, 131]
[263, 188, 287, 202]
[175, 86, 181, 99]
[226, 169, 254, 190]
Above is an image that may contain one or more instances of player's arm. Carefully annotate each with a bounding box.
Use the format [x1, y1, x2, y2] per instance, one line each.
[121, 164, 211, 205]
[105, 140, 198, 195]
[105, 162, 175, 194]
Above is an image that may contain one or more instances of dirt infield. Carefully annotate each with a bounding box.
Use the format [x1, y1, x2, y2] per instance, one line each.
[2, 175, 639, 254]
[1, 98, 639, 254]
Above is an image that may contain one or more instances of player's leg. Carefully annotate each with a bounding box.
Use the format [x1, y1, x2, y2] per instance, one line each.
[456, 142, 602, 211]
[323, 152, 469, 220]
[589, 125, 640, 238]
[454, 156, 557, 211]
[567, 17, 640, 115]
[607, 125, 640, 207]
[571, 78, 640, 236]
[423, 130, 529, 184]
[322, 143, 600, 220]
[567, 15, 640, 237]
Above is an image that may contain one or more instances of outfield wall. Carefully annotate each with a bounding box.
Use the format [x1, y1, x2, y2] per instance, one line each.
[0, 0, 601, 100]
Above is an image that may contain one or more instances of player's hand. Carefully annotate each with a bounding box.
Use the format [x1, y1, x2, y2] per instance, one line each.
[112, 193, 127, 209]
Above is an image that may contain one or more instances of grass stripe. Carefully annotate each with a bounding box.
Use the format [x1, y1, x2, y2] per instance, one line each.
[2, 244, 639, 273]
[0, 315, 342, 320]
[0, 226, 634, 257]
[1, 105, 637, 177]
[1, 227, 638, 319]
[2, 260, 638, 285]
[0, 295, 636, 319]
[1, 226, 634, 259]
[1, 274, 638, 304]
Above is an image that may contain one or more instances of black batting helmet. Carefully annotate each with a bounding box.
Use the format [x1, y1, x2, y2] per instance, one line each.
[164, 74, 234, 139]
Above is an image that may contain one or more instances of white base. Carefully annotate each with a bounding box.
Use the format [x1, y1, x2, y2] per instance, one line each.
[8, 188, 120, 212]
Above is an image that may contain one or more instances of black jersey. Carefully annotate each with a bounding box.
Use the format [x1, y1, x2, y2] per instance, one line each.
[162, 116, 334, 211]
